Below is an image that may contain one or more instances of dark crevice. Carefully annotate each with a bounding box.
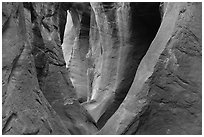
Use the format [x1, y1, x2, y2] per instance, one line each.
[35, 98, 43, 105]
[58, 3, 68, 44]
[97, 2, 162, 129]
[2, 14, 11, 33]
[41, 118, 53, 134]
[102, 2, 116, 12]
[7, 45, 25, 84]
[23, 129, 40, 135]
[31, 1, 162, 132]
[2, 112, 17, 134]
[29, 4, 49, 89]
[79, 12, 90, 39]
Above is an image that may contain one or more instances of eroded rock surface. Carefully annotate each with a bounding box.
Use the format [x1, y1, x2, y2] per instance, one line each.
[2, 2, 202, 135]
[2, 2, 70, 135]
[61, 4, 91, 102]
[98, 2, 202, 135]
[88, 2, 161, 128]
[29, 2, 97, 134]
[2, 2, 97, 135]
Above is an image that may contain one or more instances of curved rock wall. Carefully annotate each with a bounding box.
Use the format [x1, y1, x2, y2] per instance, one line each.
[2, 2, 97, 135]
[2, 2, 202, 135]
[98, 2, 202, 134]
[30, 2, 98, 134]
[84, 2, 161, 128]
[62, 3, 91, 102]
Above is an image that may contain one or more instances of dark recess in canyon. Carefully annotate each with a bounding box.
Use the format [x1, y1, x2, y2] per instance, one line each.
[97, 2, 162, 129]
[2, 2, 202, 135]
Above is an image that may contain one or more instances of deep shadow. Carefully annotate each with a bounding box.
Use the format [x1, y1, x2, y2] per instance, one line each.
[97, 2, 161, 129]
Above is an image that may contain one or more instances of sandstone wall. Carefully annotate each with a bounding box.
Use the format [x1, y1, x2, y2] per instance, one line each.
[2, 2, 98, 135]
[98, 2, 202, 134]
[2, 2, 70, 134]
[2, 2, 202, 135]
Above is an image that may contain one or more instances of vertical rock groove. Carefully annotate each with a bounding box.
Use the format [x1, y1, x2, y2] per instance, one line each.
[2, 2, 202, 135]
[83, 2, 161, 128]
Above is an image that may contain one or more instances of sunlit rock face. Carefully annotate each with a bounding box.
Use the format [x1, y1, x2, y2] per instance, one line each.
[62, 12, 88, 102]
[99, 2, 202, 135]
[61, 3, 91, 102]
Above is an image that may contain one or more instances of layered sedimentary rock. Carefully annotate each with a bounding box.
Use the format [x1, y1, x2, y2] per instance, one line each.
[99, 2, 202, 134]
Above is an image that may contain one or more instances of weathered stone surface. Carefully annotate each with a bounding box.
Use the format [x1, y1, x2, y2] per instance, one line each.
[2, 2, 97, 135]
[2, 2, 70, 135]
[2, 2, 201, 135]
[30, 2, 98, 134]
[62, 7, 90, 102]
[83, 2, 161, 128]
[98, 2, 202, 135]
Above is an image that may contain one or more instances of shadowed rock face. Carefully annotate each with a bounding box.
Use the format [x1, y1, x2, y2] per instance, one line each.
[2, 2, 202, 135]
[93, 2, 162, 128]
[29, 2, 98, 135]
[2, 2, 97, 135]
[72, 2, 162, 128]
[2, 2, 70, 135]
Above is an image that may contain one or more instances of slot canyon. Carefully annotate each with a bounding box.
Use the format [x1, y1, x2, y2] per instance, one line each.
[2, 2, 202, 135]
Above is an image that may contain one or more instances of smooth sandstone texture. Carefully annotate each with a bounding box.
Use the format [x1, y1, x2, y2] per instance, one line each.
[2, 2, 202, 135]
[99, 2, 201, 134]
[83, 2, 161, 128]
[62, 9, 90, 102]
